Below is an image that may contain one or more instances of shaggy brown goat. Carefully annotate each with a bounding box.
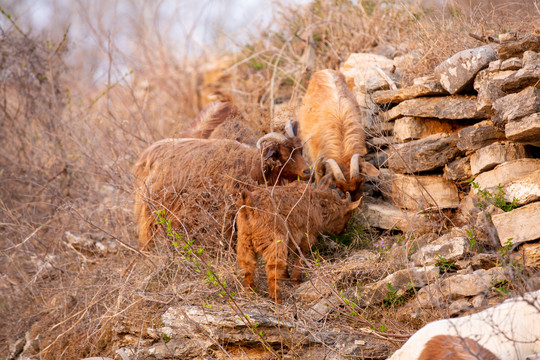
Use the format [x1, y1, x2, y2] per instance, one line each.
[134, 134, 310, 248]
[236, 182, 362, 303]
[181, 101, 259, 145]
[418, 335, 500, 360]
[298, 69, 379, 201]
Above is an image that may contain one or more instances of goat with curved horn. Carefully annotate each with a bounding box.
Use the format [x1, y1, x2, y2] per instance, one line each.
[297, 69, 379, 201]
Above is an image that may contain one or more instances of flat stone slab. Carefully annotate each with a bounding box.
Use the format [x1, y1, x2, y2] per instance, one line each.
[384, 96, 487, 121]
[411, 237, 469, 266]
[503, 169, 540, 207]
[435, 45, 497, 94]
[371, 81, 447, 105]
[492, 201, 540, 246]
[505, 112, 540, 146]
[470, 141, 529, 176]
[494, 86, 540, 124]
[386, 171, 460, 210]
[500, 65, 540, 93]
[457, 121, 506, 151]
[360, 266, 439, 306]
[497, 35, 540, 60]
[359, 197, 435, 231]
[474, 69, 516, 114]
[415, 268, 508, 306]
[513, 241, 540, 268]
[388, 133, 461, 173]
[473, 159, 540, 190]
[444, 156, 472, 183]
[393, 117, 466, 142]
[340, 53, 396, 93]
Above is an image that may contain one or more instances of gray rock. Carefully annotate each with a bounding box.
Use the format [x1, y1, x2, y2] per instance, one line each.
[435, 45, 497, 94]
[384, 96, 488, 121]
[512, 241, 540, 268]
[470, 253, 498, 270]
[457, 121, 506, 152]
[499, 51, 540, 92]
[411, 237, 469, 266]
[493, 86, 540, 124]
[492, 201, 540, 246]
[393, 117, 465, 142]
[473, 159, 540, 190]
[386, 171, 460, 210]
[295, 275, 334, 303]
[470, 142, 530, 175]
[498, 33, 518, 43]
[497, 35, 540, 60]
[448, 299, 472, 316]
[371, 81, 447, 105]
[444, 156, 472, 183]
[500, 57, 523, 71]
[340, 53, 396, 93]
[505, 112, 540, 146]
[474, 69, 516, 114]
[502, 169, 540, 207]
[360, 266, 440, 306]
[415, 268, 508, 306]
[388, 133, 462, 173]
[359, 196, 436, 232]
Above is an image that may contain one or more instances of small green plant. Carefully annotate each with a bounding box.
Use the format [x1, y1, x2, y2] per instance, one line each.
[383, 283, 404, 308]
[491, 279, 510, 296]
[466, 227, 478, 251]
[499, 239, 514, 259]
[162, 333, 171, 343]
[435, 255, 457, 273]
[469, 181, 518, 212]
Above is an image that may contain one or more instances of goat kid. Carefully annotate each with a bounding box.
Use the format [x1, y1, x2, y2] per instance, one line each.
[236, 182, 361, 303]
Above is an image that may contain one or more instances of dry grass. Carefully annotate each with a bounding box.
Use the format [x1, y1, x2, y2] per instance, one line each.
[1, 0, 539, 358]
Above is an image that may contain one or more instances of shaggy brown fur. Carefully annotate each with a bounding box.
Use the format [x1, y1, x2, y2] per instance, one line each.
[181, 101, 259, 145]
[297, 69, 379, 201]
[236, 182, 362, 303]
[134, 137, 310, 247]
[419, 335, 500, 360]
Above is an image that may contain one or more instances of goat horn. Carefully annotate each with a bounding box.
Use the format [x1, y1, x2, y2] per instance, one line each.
[256, 132, 288, 149]
[350, 153, 360, 180]
[284, 119, 295, 138]
[325, 159, 346, 181]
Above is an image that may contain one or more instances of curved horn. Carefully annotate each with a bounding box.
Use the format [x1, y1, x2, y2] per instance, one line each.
[350, 153, 361, 180]
[256, 132, 288, 149]
[284, 119, 296, 138]
[324, 159, 346, 182]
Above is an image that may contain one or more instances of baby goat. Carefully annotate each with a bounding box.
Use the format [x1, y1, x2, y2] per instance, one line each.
[236, 182, 361, 303]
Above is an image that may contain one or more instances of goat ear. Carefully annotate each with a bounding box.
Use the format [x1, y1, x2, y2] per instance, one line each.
[361, 161, 380, 177]
[263, 146, 279, 160]
[347, 197, 362, 212]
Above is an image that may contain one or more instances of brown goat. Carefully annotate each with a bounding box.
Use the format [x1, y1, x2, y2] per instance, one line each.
[418, 335, 500, 360]
[181, 101, 259, 145]
[236, 181, 362, 303]
[297, 69, 379, 201]
[134, 135, 310, 248]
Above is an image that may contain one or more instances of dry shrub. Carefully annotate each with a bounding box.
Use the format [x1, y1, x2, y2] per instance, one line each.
[2, 0, 539, 358]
